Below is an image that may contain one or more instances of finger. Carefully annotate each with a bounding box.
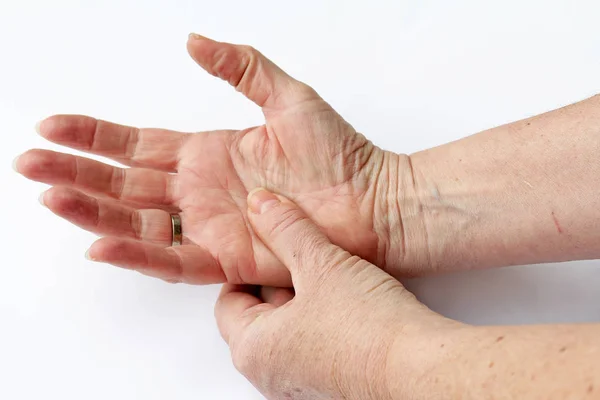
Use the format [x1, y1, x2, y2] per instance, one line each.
[246, 188, 352, 284]
[37, 115, 186, 172]
[215, 284, 274, 344]
[41, 187, 174, 245]
[260, 286, 294, 307]
[87, 238, 225, 284]
[93, 196, 181, 214]
[187, 33, 318, 110]
[15, 149, 176, 205]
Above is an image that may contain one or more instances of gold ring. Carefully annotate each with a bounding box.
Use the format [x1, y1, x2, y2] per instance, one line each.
[171, 214, 183, 246]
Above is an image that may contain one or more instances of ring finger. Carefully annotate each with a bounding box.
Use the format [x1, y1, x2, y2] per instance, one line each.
[41, 186, 177, 246]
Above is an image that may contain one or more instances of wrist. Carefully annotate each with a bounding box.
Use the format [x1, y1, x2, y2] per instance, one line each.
[375, 148, 502, 276]
[372, 151, 440, 276]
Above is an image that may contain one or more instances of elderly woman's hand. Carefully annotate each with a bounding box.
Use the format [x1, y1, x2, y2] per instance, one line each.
[13, 34, 421, 286]
[216, 189, 600, 399]
[215, 188, 459, 399]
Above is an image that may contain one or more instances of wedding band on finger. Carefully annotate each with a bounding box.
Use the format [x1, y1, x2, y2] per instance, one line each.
[170, 214, 183, 246]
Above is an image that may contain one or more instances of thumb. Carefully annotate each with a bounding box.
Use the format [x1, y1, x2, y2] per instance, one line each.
[246, 188, 353, 287]
[187, 33, 318, 110]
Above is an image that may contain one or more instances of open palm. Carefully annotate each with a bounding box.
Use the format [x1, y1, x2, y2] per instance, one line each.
[16, 35, 394, 286]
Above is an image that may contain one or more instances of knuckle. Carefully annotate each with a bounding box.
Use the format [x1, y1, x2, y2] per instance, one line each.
[212, 44, 261, 94]
[217, 253, 245, 285]
[336, 254, 370, 277]
[295, 234, 326, 264]
[231, 328, 286, 390]
[293, 236, 324, 276]
[312, 247, 355, 280]
[230, 334, 263, 380]
[110, 167, 126, 198]
[294, 81, 319, 100]
[338, 254, 366, 270]
[212, 47, 237, 80]
[231, 344, 253, 376]
[124, 127, 141, 162]
[267, 206, 306, 239]
[130, 209, 142, 240]
[235, 45, 260, 94]
[240, 44, 257, 57]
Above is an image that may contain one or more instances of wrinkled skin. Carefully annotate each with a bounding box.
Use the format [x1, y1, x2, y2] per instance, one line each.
[15, 34, 407, 286]
[215, 189, 454, 399]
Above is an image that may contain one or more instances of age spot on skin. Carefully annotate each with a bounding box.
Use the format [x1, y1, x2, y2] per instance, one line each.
[588, 384, 594, 393]
[551, 212, 563, 234]
[440, 344, 445, 348]
[559, 346, 567, 353]
[488, 362, 494, 368]
[496, 336, 505, 343]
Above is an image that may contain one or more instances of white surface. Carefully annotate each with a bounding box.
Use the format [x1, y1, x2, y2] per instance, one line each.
[1, 1, 599, 399]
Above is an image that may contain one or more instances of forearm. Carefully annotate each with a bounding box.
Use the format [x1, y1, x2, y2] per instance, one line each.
[388, 94, 600, 273]
[387, 323, 600, 399]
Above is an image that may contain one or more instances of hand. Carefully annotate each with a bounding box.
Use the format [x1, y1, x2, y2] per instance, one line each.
[14, 34, 416, 286]
[215, 188, 458, 399]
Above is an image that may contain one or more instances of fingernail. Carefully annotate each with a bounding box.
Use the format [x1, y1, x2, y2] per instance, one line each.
[248, 188, 280, 214]
[85, 250, 96, 261]
[188, 33, 206, 40]
[11, 155, 20, 172]
[38, 191, 46, 207]
[35, 120, 43, 135]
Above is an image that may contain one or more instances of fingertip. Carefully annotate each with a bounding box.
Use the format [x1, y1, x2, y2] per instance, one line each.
[35, 115, 98, 147]
[87, 237, 123, 264]
[247, 187, 281, 215]
[188, 32, 210, 41]
[38, 191, 47, 207]
[13, 149, 56, 179]
[40, 186, 65, 209]
[12, 150, 36, 177]
[12, 155, 20, 173]
[43, 188, 103, 233]
[35, 119, 43, 136]
[86, 238, 107, 262]
[87, 237, 139, 267]
[35, 117, 57, 139]
[186, 32, 215, 55]
[85, 249, 96, 261]
[186, 33, 221, 69]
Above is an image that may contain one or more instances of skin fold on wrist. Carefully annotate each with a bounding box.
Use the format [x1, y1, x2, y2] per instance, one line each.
[371, 150, 431, 277]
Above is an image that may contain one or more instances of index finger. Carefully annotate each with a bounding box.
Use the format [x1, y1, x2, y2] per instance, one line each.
[38, 115, 187, 172]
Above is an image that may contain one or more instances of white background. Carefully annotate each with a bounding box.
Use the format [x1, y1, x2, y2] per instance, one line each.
[1, 1, 600, 399]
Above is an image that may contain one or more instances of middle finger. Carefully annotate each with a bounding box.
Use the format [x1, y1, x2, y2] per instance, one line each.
[16, 149, 177, 205]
